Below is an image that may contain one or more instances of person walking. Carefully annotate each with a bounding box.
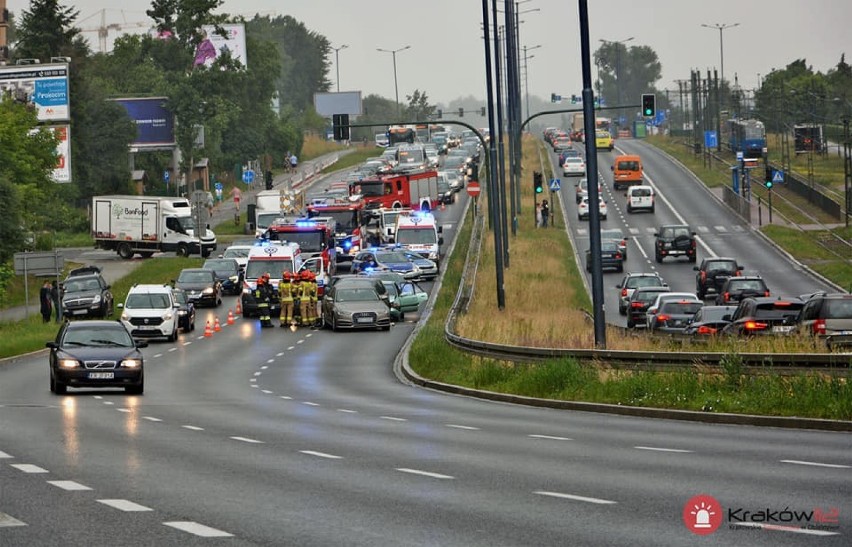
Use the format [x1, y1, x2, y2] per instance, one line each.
[40, 280, 53, 323]
[278, 271, 294, 328]
[541, 200, 550, 228]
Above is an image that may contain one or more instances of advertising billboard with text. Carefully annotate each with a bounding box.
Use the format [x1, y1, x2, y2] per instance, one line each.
[197, 24, 248, 68]
[51, 125, 72, 183]
[113, 97, 176, 147]
[0, 63, 70, 122]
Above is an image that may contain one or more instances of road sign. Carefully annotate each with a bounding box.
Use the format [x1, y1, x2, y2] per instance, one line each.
[704, 130, 718, 148]
[242, 169, 255, 184]
[736, 151, 744, 161]
[214, 182, 223, 191]
[13, 251, 64, 276]
[163, 170, 170, 183]
[549, 178, 561, 192]
[772, 169, 785, 184]
[466, 181, 481, 197]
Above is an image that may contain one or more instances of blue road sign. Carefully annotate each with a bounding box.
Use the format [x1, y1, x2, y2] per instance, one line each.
[163, 170, 170, 183]
[772, 169, 785, 184]
[242, 170, 255, 184]
[704, 130, 718, 148]
[549, 178, 561, 192]
[214, 182, 223, 191]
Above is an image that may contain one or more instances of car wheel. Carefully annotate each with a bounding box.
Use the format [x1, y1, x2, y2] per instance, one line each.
[201, 248, 211, 258]
[618, 304, 626, 315]
[118, 243, 134, 260]
[54, 376, 67, 395]
[176, 244, 189, 257]
[689, 255, 697, 263]
[381, 325, 391, 331]
[190, 319, 196, 331]
[655, 252, 663, 264]
[126, 376, 144, 395]
[49, 372, 55, 393]
[627, 205, 633, 213]
[627, 317, 635, 328]
[697, 289, 705, 300]
[398, 312, 405, 322]
[331, 316, 339, 332]
[617, 264, 623, 272]
[650, 205, 655, 213]
[169, 327, 178, 342]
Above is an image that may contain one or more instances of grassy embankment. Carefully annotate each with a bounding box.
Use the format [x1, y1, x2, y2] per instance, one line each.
[646, 135, 851, 290]
[0, 257, 201, 360]
[408, 134, 851, 420]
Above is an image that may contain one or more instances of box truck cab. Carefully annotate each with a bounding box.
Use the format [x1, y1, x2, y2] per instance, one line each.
[393, 212, 443, 268]
[611, 155, 643, 190]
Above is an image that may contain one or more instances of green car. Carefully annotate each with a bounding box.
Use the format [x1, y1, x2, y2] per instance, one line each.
[382, 280, 428, 321]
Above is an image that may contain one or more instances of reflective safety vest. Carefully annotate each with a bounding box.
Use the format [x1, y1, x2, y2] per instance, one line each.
[279, 280, 293, 302]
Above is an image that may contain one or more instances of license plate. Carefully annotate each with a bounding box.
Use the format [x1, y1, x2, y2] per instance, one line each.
[772, 326, 794, 334]
[138, 325, 157, 330]
[88, 372, 114, 379]
[73, 309, 87, 315]
[355, 317, 374, 324]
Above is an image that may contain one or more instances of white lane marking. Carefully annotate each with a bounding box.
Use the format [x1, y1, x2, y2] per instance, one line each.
[153, 353, 163, 358]
[534, 491, 617, 504]
[168, 347, 177, 352]
[337, 409, 357, 413]
[250, 384, 259, 388]
[634, 446, 693, 453]
[296, 340, 304, 344]
[305, 333, 313, 338]
[261, 365, 268, 370]
[445, 424, 480, 431]
[638, 170, 715, 258]
[47, 480, 92, 491]
[396, 468, 454, 480]
[142, 416, 162, 422]
[380, 416, 407, 422]
[300, 450, 342, 460]
[250, 378, 257, 383]
[196, 336, 205, 340]
[117, 408, 131, 413]
[182, 425, 204, 431]
[628, 227, 640, 234]
[266, 359, 274, 364]
[280, 396, 292, 400]
[163, 521, 234, 538]
[0, 451, 12, 458]
[0, 511, 26, 527]
[276, 352, 285, 357]
[182, 341, 192, 346]
[645, 227, 656, 234]
[261, 390, 273, 394]
[577, 228, 588, 236]
[780, 459, 850, 469]
[732, 225, 745, 232]
[253, 371, 262, 376]
[529, 434, 573, 441]
[633, 235, 651, 261]
[11, 464, 48, 474]
[714, 225, 727, 232]
[287, 346, 296, 350]
[731, 522, 839, 536]
[303, 402, 319, 406]
[696, 225, 710, 233]
[103, 401, 114, 406]
[93, 395, 103, 399]
[97, 499, 153, 512]
[230, 436, 264, 444]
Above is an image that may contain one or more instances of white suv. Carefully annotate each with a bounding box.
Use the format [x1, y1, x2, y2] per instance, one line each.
[626, 185, 655, 213]
[119, 284, 179, 342]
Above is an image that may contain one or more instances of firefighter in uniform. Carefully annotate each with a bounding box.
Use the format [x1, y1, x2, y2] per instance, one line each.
[291, 273, 303, 327]
[308, 271, 320, 327]
[255, 273, 273, 327]
[279, 271, 294, 327]
[301, 270, 317, 327]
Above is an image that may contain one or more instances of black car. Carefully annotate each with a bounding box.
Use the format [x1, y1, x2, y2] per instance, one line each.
[715, 276, 770, 305]
[654, 225, 697, 263]
[647, 299, 705, 333]
[722, 297, 805, 337]
[175, 268, 222, 307]
[683, 305, 737, 336]
[626, 286, 671, 328]
[60, 270, 114, 319]
[47, 320, 146, 394]
[694, 258, 743, 299]
[795, 292, 852, 349]
[202, 258, 243, 295]
[586, 240, 623, 272]
[172, 288, 196, 332]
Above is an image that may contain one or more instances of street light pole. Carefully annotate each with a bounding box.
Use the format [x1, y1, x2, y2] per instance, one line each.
[522, 44, 541, 122]
[701, 23, 739, 91]
[332, 44, 348, 92]
[377, 45, 411, 118]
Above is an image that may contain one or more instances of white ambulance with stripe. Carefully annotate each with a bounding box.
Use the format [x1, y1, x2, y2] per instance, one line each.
[393, 212, 443, 269]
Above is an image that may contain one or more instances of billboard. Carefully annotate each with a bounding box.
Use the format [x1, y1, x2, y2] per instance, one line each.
[314, 91, 363, 117]
[50, 125, 72, 183]
[0, 63, 70, 122]
[113, 97, 176, 147]
[196, 24, 248, 68]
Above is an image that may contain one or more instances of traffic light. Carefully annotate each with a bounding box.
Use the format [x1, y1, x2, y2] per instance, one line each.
[436, 109, 442, 118]
[571, 94, 579, 104]
[641, 94, 656, 117]
[480, 106, 486, 116]
[533, 171, 543, 194]
[332, 114, 350, 140]
[764, 166, 773, 190]
[458, 107, 464, 117]
[551, 93, 557, 103]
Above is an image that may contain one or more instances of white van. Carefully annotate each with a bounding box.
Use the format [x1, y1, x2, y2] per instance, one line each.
[626, 185, 655, 213]
[119, 284, 179, 342]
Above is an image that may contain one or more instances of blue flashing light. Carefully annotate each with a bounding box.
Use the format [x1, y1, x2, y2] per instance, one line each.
[343, 240, 352, 250]
[295, 220, 316, 227]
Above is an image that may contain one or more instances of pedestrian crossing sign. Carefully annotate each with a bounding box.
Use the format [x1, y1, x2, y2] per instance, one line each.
[772, 169, 784, 184]
[549, 179, 561, 192]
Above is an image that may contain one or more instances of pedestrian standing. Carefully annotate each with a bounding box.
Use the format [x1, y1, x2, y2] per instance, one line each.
[535, 203, 543, 228]
[255, 274, 273, 328]
[541, 200, 550, 228]
[51, 280, 61, 322]
[40, 280, 53, 323]
[291, 275, 303, 327]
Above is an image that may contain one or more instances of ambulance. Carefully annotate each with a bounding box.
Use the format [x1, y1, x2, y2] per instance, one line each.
[393, 212, 443, 269]
[240, 241, 303, 317]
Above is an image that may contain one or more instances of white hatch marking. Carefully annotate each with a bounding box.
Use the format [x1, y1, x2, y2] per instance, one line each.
[0, 451, 12, 458]
[163, 521, 234, 537]
[47, 481, 92, 491]
[11, 464, 48, 474]
[714, 225, 727, 232]
[696, 226, 710, 233]
[98, 499, 153, 512]
[0, 511, 26, 527]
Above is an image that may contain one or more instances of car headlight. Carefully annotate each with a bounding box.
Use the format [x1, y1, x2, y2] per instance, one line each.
[59, 358, 80, 368]
[121, 313, 130, 321]
[428, 252, 438, 259]
[163, 312, 174, 321]
[202, 287, 214, 294]
[229, 275, 238, 283]
[121, 359, 142, 368]
[178, 310, 187, 316]
[91, 294, 102, 304]
[242, 287, 251, 295]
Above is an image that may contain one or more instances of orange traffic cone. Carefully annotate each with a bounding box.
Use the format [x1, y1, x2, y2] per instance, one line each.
[214, 317, 222, 331]
[236, 299, 242, 315]
[203, 321, 213, 337]
[227, 309, 235, 325]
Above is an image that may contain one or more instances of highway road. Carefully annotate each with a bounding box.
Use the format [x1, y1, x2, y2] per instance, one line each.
[1, 150, 849, 545]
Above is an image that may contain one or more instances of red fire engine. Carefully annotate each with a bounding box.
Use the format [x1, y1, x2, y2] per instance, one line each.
[306, 199, 365, 264]
[350, 169, 440, 212]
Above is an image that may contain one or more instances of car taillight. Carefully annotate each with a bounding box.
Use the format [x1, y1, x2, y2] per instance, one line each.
[744, 320, 768, 331]
[764, 290, 770, 297]
[621, 288, 628, 297]
[615, 252, 622, 260]
[656, 314, 671, 322]
[735, 270, 741, 276]
[691, 240, 696, 248]
[697, 325, 717, 335]
[631, 302, 644, 308]
[723, 292, 730, 302]
[812, 319, 826, 335]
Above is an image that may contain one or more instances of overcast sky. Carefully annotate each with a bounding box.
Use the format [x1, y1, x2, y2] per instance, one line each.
[6, 0, 851, 106]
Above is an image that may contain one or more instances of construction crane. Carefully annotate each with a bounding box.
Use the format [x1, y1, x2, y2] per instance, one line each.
[78, 9, 151, 53]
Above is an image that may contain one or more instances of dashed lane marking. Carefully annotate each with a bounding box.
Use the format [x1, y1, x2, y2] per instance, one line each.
[261, 365, 268, 370]
[163, 521, 234, 538]
[182, 341, 192, 346]
[780, 460, 850, 469]
[47, 480, 92, 491]
[396, 468, 454, 480]
[534, 491, 617, 504]
[261, 390, 273, 394]
[303, 402, 319, 406]
[280, 396, 292, 400]
[10, 464, 48, 474]
[276, 352, 285, 357]
[230, 436, 264, 444]
[97, 499, 153, 512]
[0, 512, 26, 527]
[337, 409, 357, 413]
[529, 435, 573, 441]
[142, 416, 162, 422]
[266, 359, 274, 363]
[103, 401, 114, 406]
[182, 425, 204, 431]
[445, 424, 480, 431]
[380, 416, 407, 422]
[117, 408, 131, 413]
[253, 371, 262, 376]
[168, 347, 178, 352]
[634, 446, 693, 453]
[300, 450, 342, 459]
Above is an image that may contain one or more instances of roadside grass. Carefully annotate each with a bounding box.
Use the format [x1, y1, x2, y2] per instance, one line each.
[319, 147, 376, 174]
[766, 133, 846, 193]
[0, 256, 200, 360]
[301, 135, 347, 161]
[1, 261, 85, 309]
[212, 212, 249, 236]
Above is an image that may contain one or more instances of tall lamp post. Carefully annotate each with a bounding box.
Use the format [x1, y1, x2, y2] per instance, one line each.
[600, 36, 633, 129]
[331, 44, 348, 92]
[701, 23, 739, 91]
[522, 44, 541, 122]
[376, 45, 411, 117]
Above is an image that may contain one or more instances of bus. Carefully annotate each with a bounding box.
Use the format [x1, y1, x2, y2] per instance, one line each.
[388, 126, 416, 146]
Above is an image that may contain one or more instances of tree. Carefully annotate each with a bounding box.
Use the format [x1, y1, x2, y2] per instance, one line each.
[404, 90, 435, 122]
[594, 42, 662, 126]
[13, 0, 83, 61]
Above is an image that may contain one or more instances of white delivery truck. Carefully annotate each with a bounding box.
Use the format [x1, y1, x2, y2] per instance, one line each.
[254, 190, 282, 237]
[92, 196, 217, 259]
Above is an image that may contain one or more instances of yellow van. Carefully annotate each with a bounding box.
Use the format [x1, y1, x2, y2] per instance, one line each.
[611, 154, 643, 190]
[595, 130, 613, 152]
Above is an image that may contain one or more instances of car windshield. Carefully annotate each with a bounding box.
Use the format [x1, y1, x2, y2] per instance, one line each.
[336, 288, 380, 302]
[601, 230, 624, 241]
[707, 261, 737, 273]
[178, 271, 213, 283]
[377, 252, 410, 264]
[125, 293, 171, 309]
[730, 280, 765, 291]
[663, 227, 691, 238]
[600, 241, 618, 252]
[172, 291, 188, 305]
[395, 228, 437, 245]
[754, 302, 805, 319]
[64, 278, 101, 292]
[627, 276, 663, 289]
[443, 157, 465, 168]
[64, 327, 134, 347]
[566, 157, 583, 164]
[661, 301, 704, 315]
[635, 289, 668, 303]
[245, 259, 293, 280]
[631, 188, 652, 197]
[223, 248, 250, 259]
[697, 307, 733, 322]
[203, 260, 236, 272]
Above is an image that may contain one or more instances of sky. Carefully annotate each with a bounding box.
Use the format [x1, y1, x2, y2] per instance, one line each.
[5, 0, 851, 107]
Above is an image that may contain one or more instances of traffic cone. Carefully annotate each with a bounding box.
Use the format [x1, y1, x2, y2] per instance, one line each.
[214, 317, 221, 332]
[203, 321, 213, 337]
[235, 299, 242, 315]
[227, 309, 235, 325]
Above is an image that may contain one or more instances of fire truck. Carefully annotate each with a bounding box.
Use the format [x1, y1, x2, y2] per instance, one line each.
[306, 198, 366, 265]
[350, 169, 440, 212]
[262, 217, 337, 297]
